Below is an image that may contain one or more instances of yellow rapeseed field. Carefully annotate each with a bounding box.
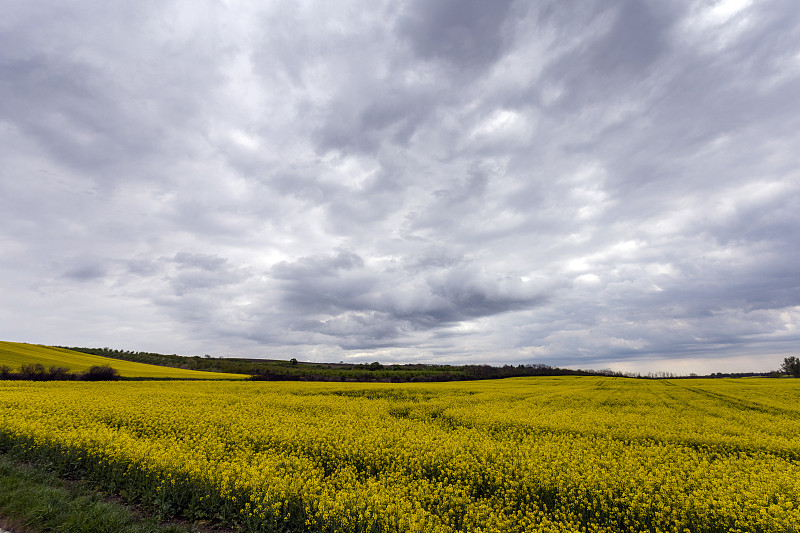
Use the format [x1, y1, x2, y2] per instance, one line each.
[1, 376, 798, 532]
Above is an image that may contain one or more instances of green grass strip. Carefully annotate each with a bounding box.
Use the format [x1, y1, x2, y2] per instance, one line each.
[0, 454, 197, 533]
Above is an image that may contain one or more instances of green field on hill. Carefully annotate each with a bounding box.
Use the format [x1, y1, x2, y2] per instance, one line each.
[0, 341, 247, 380]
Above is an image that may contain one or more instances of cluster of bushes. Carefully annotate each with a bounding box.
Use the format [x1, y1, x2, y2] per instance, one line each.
[0, 364, 120, 381]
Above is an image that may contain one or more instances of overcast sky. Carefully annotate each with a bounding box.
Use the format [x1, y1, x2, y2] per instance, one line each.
[2, 0, 799, 373]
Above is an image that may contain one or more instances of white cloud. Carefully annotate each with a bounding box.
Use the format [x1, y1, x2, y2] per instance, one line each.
[0, 0, 798, 372]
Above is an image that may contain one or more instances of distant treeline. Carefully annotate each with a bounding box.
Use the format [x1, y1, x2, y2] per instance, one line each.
[60, 347, 297, 375]
[636, 370, 781, 379]
[247, 363, 626, 383]
[57, 347, 786, 382]
[60, 347, 632, 382]
[1, 363, 120, 381]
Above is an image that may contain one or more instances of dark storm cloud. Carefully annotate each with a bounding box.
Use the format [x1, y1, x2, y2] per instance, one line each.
[62, 261, 107, 282]
[2, 28, 139, 177]
[166, 253, 247, 296]
[2, 0, 799, 371]
[269, 250, 548, 347]
[124, 253, 249, 298]
[318, 81, 435, 156]
[172, 253, 230, 272]
[590, 1, 668, 73]
[397, 0, 516, 70]
[543, 1, 675, 88]
[272, 250, 365, 281]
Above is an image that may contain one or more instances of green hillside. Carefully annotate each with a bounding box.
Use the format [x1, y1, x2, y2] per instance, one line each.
[0, 341, 247, 380]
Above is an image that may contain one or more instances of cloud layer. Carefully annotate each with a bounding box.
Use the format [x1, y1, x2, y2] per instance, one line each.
[2, 0, 799, 372]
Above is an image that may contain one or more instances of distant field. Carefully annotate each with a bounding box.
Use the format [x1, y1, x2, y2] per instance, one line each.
[1, 376, 798, 532]
[0, 341, 247, 379]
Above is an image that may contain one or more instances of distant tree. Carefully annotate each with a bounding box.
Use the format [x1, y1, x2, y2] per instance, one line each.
[82, 365, 120, 381]
[20, 363, 47, 380]
[48, 366, 70, 380]
[289, 358, 298, 366]
[780, 356, 800, 377]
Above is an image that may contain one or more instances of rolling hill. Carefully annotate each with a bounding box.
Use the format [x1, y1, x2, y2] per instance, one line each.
[0, 341, 247, 379]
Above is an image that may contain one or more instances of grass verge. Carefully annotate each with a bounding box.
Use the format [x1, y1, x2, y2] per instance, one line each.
[0, 454, 214, 533]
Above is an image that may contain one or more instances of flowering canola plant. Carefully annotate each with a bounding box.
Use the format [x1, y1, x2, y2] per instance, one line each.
[1, 376, 799, 532]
